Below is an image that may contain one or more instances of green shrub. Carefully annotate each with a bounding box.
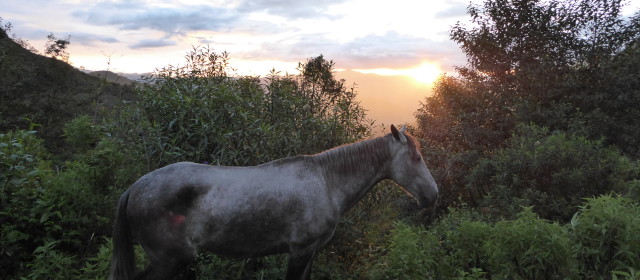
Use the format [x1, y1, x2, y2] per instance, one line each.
[0, 130, 52, 278]
[484, 208, 575, 279]
[446, 220, 492, 275]
[372, 206, 577, 280]
[570, 195, 640, 279]
[41, 160, 113, 249]
[468, 124, 639, 221]
[76, 238, 147, 280]
[369, 207, 490, 279]
[22, 240, 79, 280]
[108, 49, 370, 171]
[0, 125, 143, 279]
[78, 238, 113, 280]
[375, 221, 443, 279]
[63, 115, 101, 151]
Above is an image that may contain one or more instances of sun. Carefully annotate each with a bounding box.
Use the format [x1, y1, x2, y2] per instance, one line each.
[404, 62, 442, 85]
[352, 61, 443, 86]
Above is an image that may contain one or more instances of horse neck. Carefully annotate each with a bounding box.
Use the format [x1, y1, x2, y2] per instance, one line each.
[311, 135, 391, 214]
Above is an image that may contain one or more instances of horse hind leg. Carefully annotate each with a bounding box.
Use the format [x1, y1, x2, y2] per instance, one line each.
[286, 250, 316, 280]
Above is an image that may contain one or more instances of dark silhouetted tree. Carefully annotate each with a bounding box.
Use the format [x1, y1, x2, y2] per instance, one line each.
[415, 0, 640, 210]
[44, 33, 70, 62]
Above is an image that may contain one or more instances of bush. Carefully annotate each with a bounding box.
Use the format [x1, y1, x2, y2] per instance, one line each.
[0, 130, 52, 278]
[108, 49, 370, 170]
[373, 221, 443, 279]
[372, 207, 576, 279]
[22, 240, 78, 280]
[468, 124, 639, 221]
[0, 122, 145, 279]
[571, 195, 640, 279]
[370, 207, 487, 279]
[445, 220, 492, 276]
[484, 208, 574, 279]
[63, 115, 101, 152]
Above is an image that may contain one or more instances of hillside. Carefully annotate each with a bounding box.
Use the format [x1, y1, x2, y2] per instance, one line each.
[88, 70, 134, 86]
[0, 28, 135, 151]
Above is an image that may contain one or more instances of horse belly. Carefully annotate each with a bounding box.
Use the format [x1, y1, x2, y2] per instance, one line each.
[196, 216, 293, 258]
[191, 194, 333, 258]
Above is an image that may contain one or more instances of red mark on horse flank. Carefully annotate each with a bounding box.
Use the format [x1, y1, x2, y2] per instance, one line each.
[168, 212, 185, 228]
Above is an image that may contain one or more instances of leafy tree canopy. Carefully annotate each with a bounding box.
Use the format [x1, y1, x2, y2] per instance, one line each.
[416, 0, 640, 212]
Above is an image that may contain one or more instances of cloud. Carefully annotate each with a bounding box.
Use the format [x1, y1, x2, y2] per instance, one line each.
[69, 32, 119, 46]
[129, 38, 176, 49]
[243, 31, 464, 71]
[73, 1, 239, 35]
[237, 0, 346, 19]
[66, 0, 468, 71]
[338, 37, 464, 70]
[435, 3, 469, 19]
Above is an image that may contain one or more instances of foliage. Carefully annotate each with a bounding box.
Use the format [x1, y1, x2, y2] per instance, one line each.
[0, 130, 51, 278]
[0, 118, 143, 279]
[570, 195, 640, 279]
[483, 208, 574, 279]
[372, 221, 442, 279]
[44, 33, 71, 62]
[370, 202, 640, 280]
[78, 238, 114, 280]
[572, 38, 640, 157]
[23, 240, 79, 280]
[468, 124, 639, 221]
[448, 0, 640, 136]
[63, 115, 102, 156]
[416, 0, 640, 215]
[108, 47, 370, 170]
[429, 197, 637, 279]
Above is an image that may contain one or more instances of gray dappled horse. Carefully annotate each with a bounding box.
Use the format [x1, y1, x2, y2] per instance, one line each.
[109, 125, 438, 280]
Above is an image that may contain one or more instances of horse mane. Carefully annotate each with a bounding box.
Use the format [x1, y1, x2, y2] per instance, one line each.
[310, 134, 392, 180]
[265, 131, 421, 180]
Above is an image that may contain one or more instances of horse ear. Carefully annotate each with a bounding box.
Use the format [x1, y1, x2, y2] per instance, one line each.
[391, 124, 407, 143]
[399, 124, 407, 133]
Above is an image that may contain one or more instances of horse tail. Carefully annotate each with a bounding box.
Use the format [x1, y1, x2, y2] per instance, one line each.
[109, 189, 136, 280]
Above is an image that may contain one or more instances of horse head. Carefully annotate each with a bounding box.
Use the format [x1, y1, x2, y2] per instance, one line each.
[388, 124, 439, 209]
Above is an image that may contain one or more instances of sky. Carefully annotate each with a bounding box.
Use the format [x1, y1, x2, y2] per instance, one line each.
[3, 0, 640, 128]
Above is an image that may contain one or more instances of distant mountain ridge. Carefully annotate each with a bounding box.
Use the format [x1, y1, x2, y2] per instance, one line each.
[88, 71, 134, 85]
[0, 27, 135, 151]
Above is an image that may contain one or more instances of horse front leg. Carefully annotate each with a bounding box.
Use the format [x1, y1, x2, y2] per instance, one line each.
[286, 250, 316, 280]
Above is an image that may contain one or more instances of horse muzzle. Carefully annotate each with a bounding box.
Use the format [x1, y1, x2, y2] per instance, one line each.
[418, 192, 438, 209]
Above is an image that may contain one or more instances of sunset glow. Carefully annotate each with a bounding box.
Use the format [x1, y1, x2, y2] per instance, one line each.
[0, 0, 486, 125]
[405, 62, 442, 85]
[353, 62, 442, 85]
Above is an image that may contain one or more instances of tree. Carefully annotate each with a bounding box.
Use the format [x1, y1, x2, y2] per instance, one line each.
[423, 0, 640, 147]
[44, 33, 70, 62]
[415, 0, 640, 210]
